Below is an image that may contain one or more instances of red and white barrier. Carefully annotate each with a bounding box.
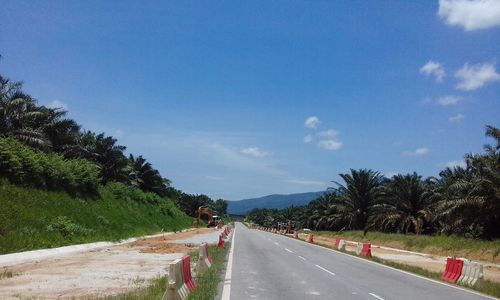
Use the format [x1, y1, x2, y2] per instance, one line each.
[456, 259, 483, 287]
[442, 257, 464, 283]
[360, 243, 372, 257]
[307, 234, 315, 243]
[338, 239, 346, 251]
[196, 243, 212, 273]
[356, 242, 362, 255]
[163, 255, 196, 300]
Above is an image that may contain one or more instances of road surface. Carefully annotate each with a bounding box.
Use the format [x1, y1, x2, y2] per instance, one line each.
[227, 223, 493, 300]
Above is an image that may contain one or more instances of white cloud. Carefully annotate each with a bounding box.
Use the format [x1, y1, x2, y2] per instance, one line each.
[318, 140, 343, 151]
[420, 61, 445, 82]
[303, 134, 313, 143]
[317, 129, 339, 138]
[449, 113, 465, 122]
[403, 147, 429, 156]
[446, 160, 467, 169]
[47, 100, 68, 110]
[241, 147, 269, 158]
[438, 0, 500, 31]
[304, 116, 320, 129]
[286, 179, 326, 186]
[437, 95, 463, 106]
[385, 171, 399, 178]
[455, 62, 500, 91]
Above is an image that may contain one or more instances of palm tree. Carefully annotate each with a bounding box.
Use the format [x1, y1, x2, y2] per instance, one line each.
[129, 154, 170, 196]
[370, 173, 436, 234]
[330, 169, 383, 230]
[436, 125, 500, 238]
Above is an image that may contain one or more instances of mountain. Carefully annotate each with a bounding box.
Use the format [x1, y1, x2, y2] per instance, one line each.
[228, 191, 325, 215]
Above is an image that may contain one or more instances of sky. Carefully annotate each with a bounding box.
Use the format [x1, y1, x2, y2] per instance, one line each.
[1, 0, 499, 200]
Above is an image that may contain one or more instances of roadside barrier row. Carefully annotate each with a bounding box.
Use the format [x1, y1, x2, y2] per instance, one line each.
[164, 225, 232, 300]
[251, 226, 485, 288]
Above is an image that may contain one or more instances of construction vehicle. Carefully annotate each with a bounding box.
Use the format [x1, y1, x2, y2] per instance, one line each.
[193, 206, 223, 227]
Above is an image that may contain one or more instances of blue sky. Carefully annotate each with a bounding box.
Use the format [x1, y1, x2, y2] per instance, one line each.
[1, 1, 499, 200]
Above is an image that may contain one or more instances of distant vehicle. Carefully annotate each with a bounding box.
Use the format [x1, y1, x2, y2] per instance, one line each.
[193, 206, 222, 227]
[303, 228, 311, 232]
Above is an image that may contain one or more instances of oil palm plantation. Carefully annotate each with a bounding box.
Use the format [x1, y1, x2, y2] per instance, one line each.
[330, 169, 383, 230]
[369, 173, 436, 234]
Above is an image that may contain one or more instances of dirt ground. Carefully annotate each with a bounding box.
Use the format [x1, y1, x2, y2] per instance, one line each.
[300, 233, 500, 283]
[0, 227, 218, 299]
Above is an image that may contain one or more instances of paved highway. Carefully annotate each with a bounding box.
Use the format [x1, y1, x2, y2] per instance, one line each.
[226, 222, 493, 300]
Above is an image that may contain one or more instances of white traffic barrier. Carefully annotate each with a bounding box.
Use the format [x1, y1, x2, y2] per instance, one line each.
[196, 243, 212, 274]
[457, 259, 484, 287]
[338, 239, 346, 251]
[356, 242, 362, 255]
[163, 258, 188, 300]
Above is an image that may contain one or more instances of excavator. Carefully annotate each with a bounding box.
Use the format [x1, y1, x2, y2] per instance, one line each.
[192, 206, 223, 227]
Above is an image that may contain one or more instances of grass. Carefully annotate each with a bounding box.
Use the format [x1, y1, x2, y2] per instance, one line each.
[188, 244, 229, 300]
[0, 269, 15, 280]
[310, 240, 500, 298]
[99, 244, 229, 300]
[0, 180, 192, 254]
[313, 230, 500, 262]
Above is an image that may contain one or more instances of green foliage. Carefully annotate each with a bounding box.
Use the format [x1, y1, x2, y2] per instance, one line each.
[187, 245, 229, 300]
[0, 137, 100, 196]
[248, 125, 500, 240]
[0, 180, 192, 254]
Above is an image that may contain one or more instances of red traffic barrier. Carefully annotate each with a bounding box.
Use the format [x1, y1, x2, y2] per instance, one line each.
[307, 234, 315, 243]
[182, 255, 196, 292]
[217, 234, 225, 248]
[442, 258, 464, 283]
[205, 243, 212, 264]
[334, 238, 341, 248]
[361, 243, 372, 257]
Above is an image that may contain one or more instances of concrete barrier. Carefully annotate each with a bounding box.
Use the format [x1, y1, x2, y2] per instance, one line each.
[293, 231, 299, 239]
[457, 260, 484, 287]
[338, 239, 346, 251]
[360, 243, 372, 257]
[196, 243, 212, 274]
[307, 234, 315, 243]
[217, 234, 225, 248]
[163, 255, 195, 300]
[334, 238, 340, 248]
[356, 242, 362, 255]
[442, 257, 463, 284]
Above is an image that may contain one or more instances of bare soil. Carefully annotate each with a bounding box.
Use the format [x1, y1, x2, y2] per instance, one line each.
[0, 228, 215, 299]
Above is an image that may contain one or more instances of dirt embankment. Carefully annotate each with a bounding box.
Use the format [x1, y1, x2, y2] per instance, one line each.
[0, 227, 217, 300]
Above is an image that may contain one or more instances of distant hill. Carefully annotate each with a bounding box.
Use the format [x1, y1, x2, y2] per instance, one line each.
[228, 191, 325, 215]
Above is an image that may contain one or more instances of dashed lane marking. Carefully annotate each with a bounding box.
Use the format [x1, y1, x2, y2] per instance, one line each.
[285, 248, 293, 253]
[315, 264, 336, 276]
[369, 293, 384, 300]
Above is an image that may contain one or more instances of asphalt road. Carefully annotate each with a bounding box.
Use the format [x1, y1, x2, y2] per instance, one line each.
[228, 222, 493, 300]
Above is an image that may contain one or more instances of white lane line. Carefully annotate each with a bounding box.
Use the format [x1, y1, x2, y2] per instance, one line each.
[221, 226, 236, 300]
[274, 242, 279, 246]
[285, 248, 293, 253]
[369, 293, 384, 300]
[298, 255, 306, 261]
[315, 264, 336, 276]
[280, 234, 496, 300]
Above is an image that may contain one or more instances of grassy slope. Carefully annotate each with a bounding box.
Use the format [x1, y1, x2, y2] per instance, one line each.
[0, 181, 192, 254]
[314, 230, 500, 263]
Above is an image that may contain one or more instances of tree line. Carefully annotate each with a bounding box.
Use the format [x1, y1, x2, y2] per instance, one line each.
[248, 126, 500, 239]
[0, 74, 227, 216]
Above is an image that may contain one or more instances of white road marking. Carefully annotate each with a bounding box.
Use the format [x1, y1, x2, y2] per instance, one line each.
[369, 293, 384, 300]
[221, 227, 236, 300]
[274, 242, 279, 246]
[285, 248, 293, 253]
[282, 233, 496, 300]
[315, 264, 336, 276]
[298, 256, 306, 261]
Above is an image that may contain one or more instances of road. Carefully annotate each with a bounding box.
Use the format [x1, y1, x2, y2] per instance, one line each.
[227, 223, 493, 300]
